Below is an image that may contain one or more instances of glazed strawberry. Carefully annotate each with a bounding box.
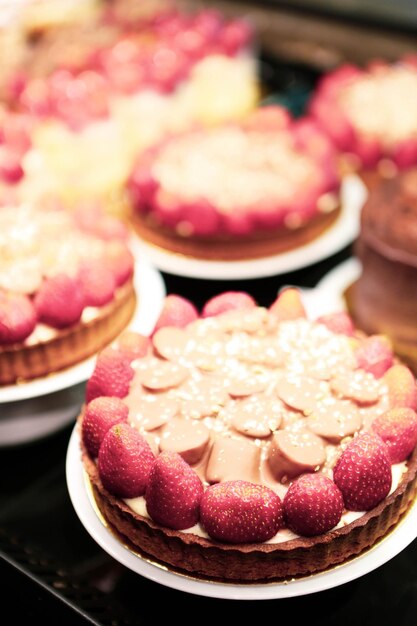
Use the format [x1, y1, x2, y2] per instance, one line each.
[317, 311, 355, 336]
[145, 451, 203, 530]
[114, 330, 151, 362]
[78, 259, 116, 307]
[0, 149, 24, 184]
[86, 348, 134, 402]
[82, 396, 129, 458]
[98, 423, 155, 498]
[372, 408, 417, 463]
[105, 242, 134, 287]
[180, 200, 221, 236]
[333, 432, 392, 511]
[200, 480, 283, 543]
[153, 294, 199, 332]
[383, 364, 417, 410]
[355, 335, 394, 378]
[0, 292, 37, 344]
[201, 291, 256, 318]
[269, 287, 306, 321]
[34, 273, 84, 328]
[283, 473, 344, 537]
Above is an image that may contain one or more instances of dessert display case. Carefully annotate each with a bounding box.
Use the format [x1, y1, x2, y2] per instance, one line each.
[1, 1, 417, 623]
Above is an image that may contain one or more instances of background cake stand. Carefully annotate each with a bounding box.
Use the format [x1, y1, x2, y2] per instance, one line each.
[0, 256, 166, 446]
[130, 174, 367, 281]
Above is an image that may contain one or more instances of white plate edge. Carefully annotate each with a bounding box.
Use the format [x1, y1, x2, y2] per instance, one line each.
[66, 419, 417, 600]
[0, 257, 166, 404]
[130, 174, 366, 280]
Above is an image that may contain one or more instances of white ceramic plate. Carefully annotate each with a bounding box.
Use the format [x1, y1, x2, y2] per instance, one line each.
[315, 257, 362, 312]
[66, 427, 417, 600]
[0, 257, 166, 404]
[131, 175, 367, 280]
[0, 383, 84, 447]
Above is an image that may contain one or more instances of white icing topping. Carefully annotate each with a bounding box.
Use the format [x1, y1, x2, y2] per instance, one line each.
[152, 127, 319, 213]
[341, 66, 417, 144]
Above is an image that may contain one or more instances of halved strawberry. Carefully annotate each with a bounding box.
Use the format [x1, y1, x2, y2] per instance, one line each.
[383, 364, 417, 410]
[145, 451, 204, 530]
[153, 294, 199, 332]
[372, 408, 417, 463]
[34, 273, 84, 328]
[283, 473, 343, 537]
[104, 242, 134, 287]
[269, 287, 306, 321]
[200, 480, 283, 543]
[201, 291, 256, 318]
[114, 330, 151, 362]
[0, 291, 37, 344]
[333, 432, 392, 511]
[81, 396, 129, 458]
[355, 335, 394, 378]
[78, 259, 116, 307]
[85, 348, 134, 402]
[98, 423, 155, 498]
[316, 311, 355, 336]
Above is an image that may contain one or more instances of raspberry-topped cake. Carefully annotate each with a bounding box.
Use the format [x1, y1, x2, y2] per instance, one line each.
[128, 106, 341, 261]
[309, 55, 417, 178]
[78, 289, 417, 583]
[0, 203, 136, 385]
[4, 2, 258, 212]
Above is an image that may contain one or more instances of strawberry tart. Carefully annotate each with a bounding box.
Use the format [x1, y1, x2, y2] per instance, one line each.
[127, 105, 342, 261]
[2, 2, 258, 213]
[309, 55, 417, 181]
[78, 288, 417, 583]
[345, 166, 417, 376]
[0, 203, 136, 385]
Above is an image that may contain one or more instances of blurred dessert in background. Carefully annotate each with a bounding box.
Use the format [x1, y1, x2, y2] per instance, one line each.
[0, 202, 136, 385]
[0, 0, 259, 214]
[127, 105, 342, 260]
[345, 166, 417, 376]
[309, 55, 417, 185]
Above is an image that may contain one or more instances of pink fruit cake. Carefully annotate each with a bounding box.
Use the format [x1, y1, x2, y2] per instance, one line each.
[78, 288, 417, 583]
[127, 105, 342, 261]
[1, 0, 258, 213]
[309, 54, 417, 180]
[0, 203, 136, 385]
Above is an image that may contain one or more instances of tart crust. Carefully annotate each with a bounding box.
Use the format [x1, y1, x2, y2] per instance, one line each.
[79, 421, 417, 584]
[0, 279, 136, 386]
[131, 206, 342, 262]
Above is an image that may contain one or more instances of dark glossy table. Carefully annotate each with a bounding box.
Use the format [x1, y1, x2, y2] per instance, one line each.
[4, 242, 417, 626]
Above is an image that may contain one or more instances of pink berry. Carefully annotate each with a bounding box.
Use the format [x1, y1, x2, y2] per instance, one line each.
[98, 423, 155, 498]
[283, 473, 343, 537]
[333, 432, 392, 511]
[200, 480, 283, 543]
[145, 451, 204, 530]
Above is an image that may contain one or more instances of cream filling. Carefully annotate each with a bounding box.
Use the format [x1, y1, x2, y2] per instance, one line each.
[124, 462, 408, 544]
